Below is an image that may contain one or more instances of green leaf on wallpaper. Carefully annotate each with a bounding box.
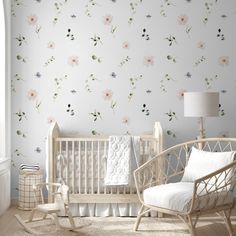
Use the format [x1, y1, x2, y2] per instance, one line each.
[36, 101, 42, 112]
[85, 0, 98, 17]
[204, 75, 219, 89]
[14, 149, 24, 158]
[160, 0, 173, 17]
[16, 54, 26, 63]
[91, 130, 100, 136]
[111, 26, 117, 34]
[166, 55, 177, 63]
[160, 74, 175, 93]
[119, 56, 131, 67]
[194, 56, 206, 66]
[111, 101, 117, 110]
[167, 130, 176, 138]
[44, 56, 55, 66]
[92, 55, 102, 63]
[128, 75, 143, 101]
[85, 74, 99, 92]
[16, 130, 26, 138]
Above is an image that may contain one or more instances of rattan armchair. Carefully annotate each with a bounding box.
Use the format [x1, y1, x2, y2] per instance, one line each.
[134, 138, 236, 236]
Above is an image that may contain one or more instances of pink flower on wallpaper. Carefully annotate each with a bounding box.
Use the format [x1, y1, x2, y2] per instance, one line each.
[103, 89, 113, 100]
[177, 14, 188, 25]
[197, 41, 205, 49]
[68, 56, 79, 66]
[143, 56, 154, 66]
[27, 89, 38, 100]
[27, 14, 38, 25]
[103, 14, 113, 25]
[122, 116, 130, 125]
[218, 56, 229, 66]
[177, 89, 187, 100]
[122, 41, 130, 49]
[47, 117, 56, 124]
[47, 41, 55, 49]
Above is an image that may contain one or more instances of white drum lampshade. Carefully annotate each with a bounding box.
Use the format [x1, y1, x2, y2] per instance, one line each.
[184, 92, 219, 139]
[184, 92, 219, 117]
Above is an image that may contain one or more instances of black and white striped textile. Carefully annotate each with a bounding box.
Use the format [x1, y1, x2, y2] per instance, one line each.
[19, 164, 40, 171]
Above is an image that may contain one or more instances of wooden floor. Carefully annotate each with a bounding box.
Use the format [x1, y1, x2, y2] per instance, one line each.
[1, 206, 236, 236]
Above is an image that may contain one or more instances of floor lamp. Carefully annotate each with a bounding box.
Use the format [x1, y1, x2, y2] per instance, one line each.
[184, 92, 219, 139]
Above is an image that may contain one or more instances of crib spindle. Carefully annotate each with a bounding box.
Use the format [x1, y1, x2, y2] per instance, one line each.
[85, 141, 88, 194]
[72, 141, 75, 193]
[66, 141, 69, 186]
[97, 141, 100, 194]
[91, 141, 94, 194]
[104, 141, 107, 194]
[78, 141, 81, 194]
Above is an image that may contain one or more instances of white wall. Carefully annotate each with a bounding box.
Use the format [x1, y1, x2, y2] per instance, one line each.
[10, 0, 236, 198]
[0, 0, 5, 157]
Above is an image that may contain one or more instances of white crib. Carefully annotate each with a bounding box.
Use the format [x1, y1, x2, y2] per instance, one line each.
[47, 122, 163, 216]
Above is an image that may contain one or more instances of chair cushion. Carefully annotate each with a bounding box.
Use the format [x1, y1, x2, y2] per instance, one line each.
[143, 182, 194, 212]
[143, 182, 234, 213]
[181, 147, 235, 184]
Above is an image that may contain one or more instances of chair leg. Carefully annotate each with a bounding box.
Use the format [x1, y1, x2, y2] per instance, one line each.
[66, 207, 76, 229]
[134, 204, 151, 231]
[222, 209, 234, 236]
[187, 215, 196, 236]
[50, 213, 61, 230]
[27, 209, 36, 222]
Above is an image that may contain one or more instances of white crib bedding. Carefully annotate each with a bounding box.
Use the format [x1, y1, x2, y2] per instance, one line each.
[69, 202, 158, 217]
[55, 149, 152, 216]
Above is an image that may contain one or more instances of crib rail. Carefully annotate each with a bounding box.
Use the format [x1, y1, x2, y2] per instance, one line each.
[47, 122, 163, 204]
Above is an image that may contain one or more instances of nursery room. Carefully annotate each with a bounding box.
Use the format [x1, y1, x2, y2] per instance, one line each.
[1, 0, 236, 235]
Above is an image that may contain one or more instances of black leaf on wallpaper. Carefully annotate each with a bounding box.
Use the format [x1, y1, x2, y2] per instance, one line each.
[165, 35, 177, 46]
[146, 90, 152, 94]
[219, 104, 225, 116]
[71, 14, 77, 18]
[90, 110, 102, 122]
[66, 104, 75, 116]
[15, 34, 27, 46]
[142, 28, 150, 40]
[34, 147, 41, 153]
[221, 90, 227, 93]
[35, 72, 42, 78]
[71, 89, 77, 94]
[217, 28, 225, 40]
[91, 35, 102, 46]
[141, 104, 150, 116]
[165, 111, 177, 121]
[146, 14, 152, 18]
[110, 72, 117, 78]
[185, 72, 192, 78]
[66, 28, 75, 40]
[15, 111, 27, 121]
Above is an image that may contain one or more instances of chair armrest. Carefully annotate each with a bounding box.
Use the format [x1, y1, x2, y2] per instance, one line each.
[188, 161, 236, 213]
[134, 152, 167, 203]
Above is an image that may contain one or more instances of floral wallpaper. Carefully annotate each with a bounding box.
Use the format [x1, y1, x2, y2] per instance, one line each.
[11, 0, 236, 198]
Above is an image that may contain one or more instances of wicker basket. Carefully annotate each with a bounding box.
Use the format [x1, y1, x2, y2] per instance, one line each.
[18, 170, 43, 210]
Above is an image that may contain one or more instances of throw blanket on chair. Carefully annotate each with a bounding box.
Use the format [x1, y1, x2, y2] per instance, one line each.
[105, 136, 140, 186]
